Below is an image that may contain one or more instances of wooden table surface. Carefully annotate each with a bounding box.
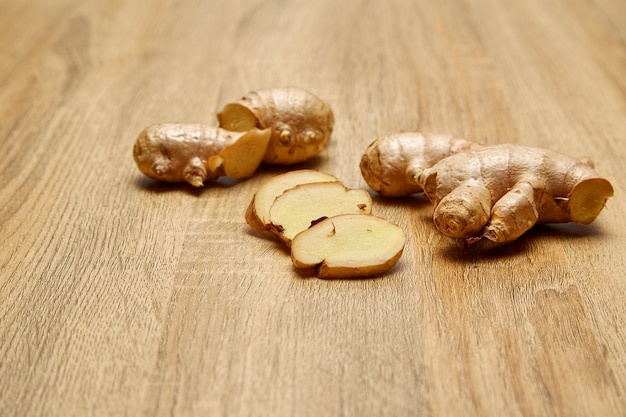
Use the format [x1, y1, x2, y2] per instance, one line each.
[1, 0, 625, 416]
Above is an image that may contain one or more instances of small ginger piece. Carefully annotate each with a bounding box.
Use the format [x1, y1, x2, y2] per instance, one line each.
[246, 169, 340, 236]
[360, 132, 480, 197]
[290, 214, 407, 279]
[217, 87, 334, 165]
[417, 144, 615, 243]
[267, 182, 372, 245]
[133, 123, 271, 186]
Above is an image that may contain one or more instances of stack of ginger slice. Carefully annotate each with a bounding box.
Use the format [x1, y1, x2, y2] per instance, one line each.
[246, 170, 407, 279]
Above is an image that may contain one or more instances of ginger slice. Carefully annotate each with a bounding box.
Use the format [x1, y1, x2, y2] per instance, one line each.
[268, 182, 372, 245]
[246, 169, 340, 236]
[291, 214, 407, 279]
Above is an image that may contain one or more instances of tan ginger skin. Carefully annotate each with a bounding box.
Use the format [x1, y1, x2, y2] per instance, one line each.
[419, 144, 614, 242]
[133, 123, 270, 187]
[218, 87, 334, 165]
[133, 88, 333, 186]
[360, 133, 481, 197]
[360, 133, 614, 243]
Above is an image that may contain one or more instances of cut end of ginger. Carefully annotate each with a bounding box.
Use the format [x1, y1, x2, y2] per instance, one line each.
[218, 128, 271, 179]
[568, 177, 614, 224]
[290, 214, 407, 279]
[217, 103, 259, 132]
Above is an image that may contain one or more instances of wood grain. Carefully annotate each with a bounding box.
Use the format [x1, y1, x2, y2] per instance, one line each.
[1, 0, 625, 416]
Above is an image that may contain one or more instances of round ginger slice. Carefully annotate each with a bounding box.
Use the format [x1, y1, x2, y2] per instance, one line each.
[246, 169, 340, 236]
[268, 182, 372, 245]
[291, 214, 407, 279]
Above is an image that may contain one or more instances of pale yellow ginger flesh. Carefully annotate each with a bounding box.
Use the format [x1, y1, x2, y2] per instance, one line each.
[360, 132, 480, 197]
[417, 144, 614, 243]
[246, 169, 340, 236]
[290, 214, 407, 279]
[133, 123, 270, 186]
[213, 127, 272, 179]
[246, 170, 406, 278]
[268, 182, 372, 245]
[218, 87, 334, 165]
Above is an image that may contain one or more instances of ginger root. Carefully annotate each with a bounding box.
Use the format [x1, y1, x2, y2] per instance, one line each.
[218, 87, 334, 165]
[133, 123, 270, 187]
[360, 132, 480, 197]
[360, 134, 614, 243]
[418, 144, 614, 242]
[133, 87, 333, 186]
